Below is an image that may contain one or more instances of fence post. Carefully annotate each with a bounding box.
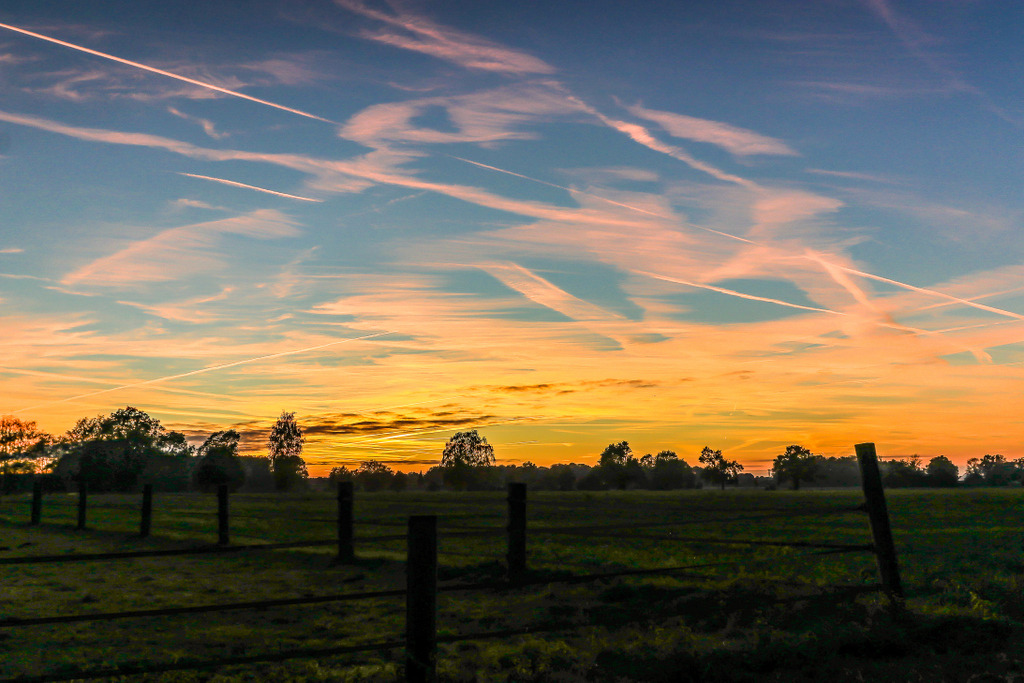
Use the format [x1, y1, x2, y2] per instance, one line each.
[337, 481, 354, 562]
[76, 480, 87, 530]
[506, 482, 527, 583]
[217, 485, 229, 546]
[855, 442, 904, 605]
[406, 515, 437, 683]
[140, 484, 153, 538]
[30, 480, 42, 526]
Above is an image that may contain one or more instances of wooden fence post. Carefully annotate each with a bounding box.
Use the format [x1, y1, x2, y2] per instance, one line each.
[217, 485, 229, 546]
[855, 442, 904, 605]
[506, 482, 527, 583]
[30, 480, 42, 526]
[337, 481, 354, 562]
[406, 515, 437, 683]
[140, 484, 153, 538]
[76, 480, 87, 530]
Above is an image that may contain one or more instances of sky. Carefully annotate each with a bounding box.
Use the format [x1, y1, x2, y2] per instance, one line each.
[1, 0, 1022, 476]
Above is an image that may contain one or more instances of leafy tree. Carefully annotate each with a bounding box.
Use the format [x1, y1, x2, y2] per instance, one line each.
[268, 412, 307, 491]
[440, 430, 495, 490]
[649, 451, 696, 490]
[192, 430, 245, 492]
[388, 470, 409, 492]
[354, 460, 394, 492]
[771, 445, 820, 490]
[57, 407, 190, 492]
[965, 454, 1020, 487]
[598, 441, 635, 490]
[328, 466, 354, 488]
[926, 455, 959, 487]
[881, 456, 929, 488]
[0, 416, 50, 486]
[698, 446, 743, 490]
[441, 430, 495, 467]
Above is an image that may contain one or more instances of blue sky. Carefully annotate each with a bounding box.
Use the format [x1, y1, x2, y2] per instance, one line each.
[1, 0, 1022, 474]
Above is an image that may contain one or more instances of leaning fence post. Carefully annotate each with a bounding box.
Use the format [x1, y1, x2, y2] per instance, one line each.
[76, 480, 87, 530]
[337, 481, 354, 562]
[406, 515, 437, 683]
[855, 442, 903, 604]
[217, 485, 229, 546]
[30, 480, 42, 526]
[506, 482, 527, 583]
[140, 484, 153, 538]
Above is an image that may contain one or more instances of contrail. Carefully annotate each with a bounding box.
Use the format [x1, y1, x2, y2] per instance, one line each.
[833, 264, 1024, 322]
[451, 156, 1024, 324]
[14, 332, 391, 414]
[635, 270, 844, 316]
[0, 21, 334, 123]
[179, 173, 322, 202]
[449, 155, 759, 245]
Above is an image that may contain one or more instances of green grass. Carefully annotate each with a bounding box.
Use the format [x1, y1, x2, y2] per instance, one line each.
[0, 488, 1023, 681]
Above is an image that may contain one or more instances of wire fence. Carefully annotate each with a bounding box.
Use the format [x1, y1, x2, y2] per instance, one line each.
[0, 445, 901, 682]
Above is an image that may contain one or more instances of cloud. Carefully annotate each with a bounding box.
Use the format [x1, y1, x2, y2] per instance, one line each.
[0, 21, 333, 122]
[0, 248, 24, 254]
[61, 209, 301, 287]
[170, 198, 225, 211]
[167, 107, 227, 139]
[335, 0, 555, 75]
[339, 82, 585, 147]
[627, 103, 798, 157]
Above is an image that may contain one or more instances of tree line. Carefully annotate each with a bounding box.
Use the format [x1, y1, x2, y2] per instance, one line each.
[327, 430, 1014, 493]
[0, 408, 308, 493]
[5, 414, 1021, 494]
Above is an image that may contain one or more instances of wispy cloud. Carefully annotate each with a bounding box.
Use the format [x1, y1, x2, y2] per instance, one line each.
[627, 103, 798, 157]
[861, 0, 1020, 126]
[0, 21, 333, 122]
[167, 106, 226, 139]
[62, 209, 301, 287]
[0, 248, 24, 254]
[14, 331, 392, 414]
[335, 0, 555, 75]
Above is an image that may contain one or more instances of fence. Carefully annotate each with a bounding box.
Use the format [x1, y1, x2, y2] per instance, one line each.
[0, 442, 900, 682]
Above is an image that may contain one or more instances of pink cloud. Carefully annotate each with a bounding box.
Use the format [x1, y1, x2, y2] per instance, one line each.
[335, 0, 555, 75]
[62, 210, 300, 287]
[627, 103, 798, 157]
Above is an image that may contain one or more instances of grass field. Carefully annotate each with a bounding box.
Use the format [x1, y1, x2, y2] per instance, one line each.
[1, 488, 1023, 681]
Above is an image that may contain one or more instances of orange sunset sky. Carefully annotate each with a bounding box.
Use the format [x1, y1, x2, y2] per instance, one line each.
[2, 1, 1023, 476]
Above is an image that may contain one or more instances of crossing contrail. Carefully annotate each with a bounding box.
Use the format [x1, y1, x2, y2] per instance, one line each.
[14, 332, 391, 413]
[452, 155, 1024, 324]
[0, 21, 334, 123]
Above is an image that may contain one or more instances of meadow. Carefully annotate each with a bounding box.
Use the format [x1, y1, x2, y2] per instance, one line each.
[0, 487, 1023, 681]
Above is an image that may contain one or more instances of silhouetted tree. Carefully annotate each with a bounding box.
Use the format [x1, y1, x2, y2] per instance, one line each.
[698, 446, 743, 490]
[268, 412, 307, 491]
[440, 430, 495, 490]
[388, 470, 409, 492]
[926, 455, 959, 487]
[56, 407, 190, 492]
[813, 456, 862, 487]
[328, 466, 354, 489]
[0, 416, 50, 490]
[771, 445, 820, 490]
[881, 456, 929, 488]
[354, 460, 394, 492]
[599, 441, 637, 489]
[192, 430, 245, 492]
[649, 451, 696, 490]
[964, 454, 1021, 487]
